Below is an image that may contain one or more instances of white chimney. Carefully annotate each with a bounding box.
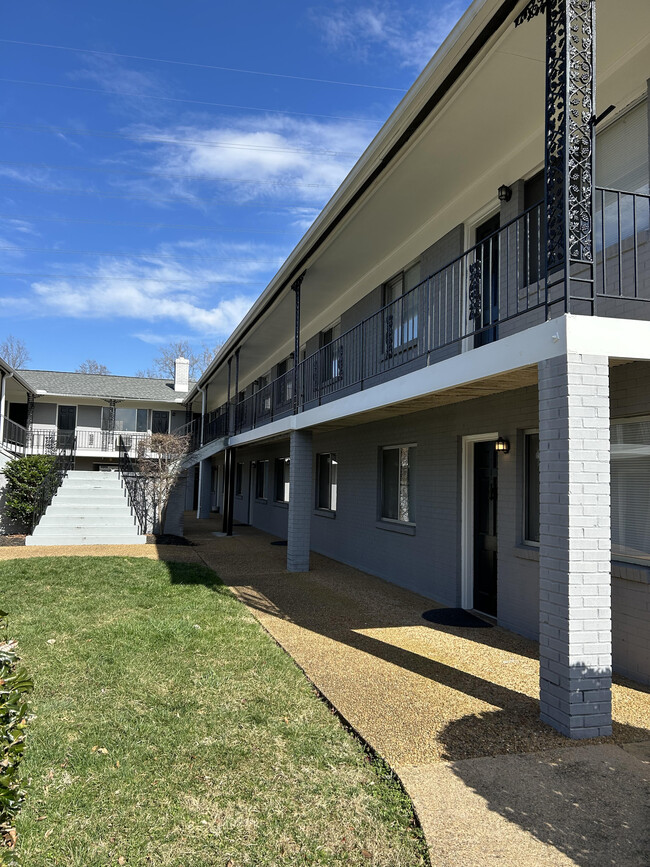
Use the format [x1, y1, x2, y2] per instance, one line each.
[174, 356, 190, 392]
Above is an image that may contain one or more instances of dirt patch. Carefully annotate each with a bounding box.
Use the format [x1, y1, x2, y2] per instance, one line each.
[0, 535, 26, 547]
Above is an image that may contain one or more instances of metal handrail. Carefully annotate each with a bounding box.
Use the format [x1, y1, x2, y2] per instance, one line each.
[31, 433, 77, 533]
[1, 418, 27, 453]
[117, 436, 149, 535]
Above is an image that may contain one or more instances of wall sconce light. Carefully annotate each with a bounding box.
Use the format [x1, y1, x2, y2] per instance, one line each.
[495, 437, 510, 454]
[498, 184, 512, 203]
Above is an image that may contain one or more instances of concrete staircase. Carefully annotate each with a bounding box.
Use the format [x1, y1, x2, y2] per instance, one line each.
[27, 470, 146, 546]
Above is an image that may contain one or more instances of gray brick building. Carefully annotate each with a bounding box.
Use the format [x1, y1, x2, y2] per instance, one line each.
[178, 0, 650, 738]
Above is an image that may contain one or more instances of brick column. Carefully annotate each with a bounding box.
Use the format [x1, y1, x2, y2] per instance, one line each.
[196, 458, 212, 520]
[538, 353, 612, 738]
[287, 430, 312, 572]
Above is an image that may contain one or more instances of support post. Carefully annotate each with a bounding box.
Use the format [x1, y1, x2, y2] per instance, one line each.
[221, 446, 236, 536]
[226, 357, 233, 436]
[196, 458, 212, 520]
[0, 372, 5, 445]
[538, 353, 612, 738]
[287, 429, 312, 572]
[291, 272, 306, 414]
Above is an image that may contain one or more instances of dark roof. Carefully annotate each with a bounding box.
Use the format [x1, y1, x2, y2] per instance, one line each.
[18, 369, 195, 403]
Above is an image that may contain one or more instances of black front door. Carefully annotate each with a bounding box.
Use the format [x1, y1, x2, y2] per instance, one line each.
[57, 405, 76, 448]
[474, 213, 500, 347]
[151, 411, 169, 434]
[473, 440, 498, 616]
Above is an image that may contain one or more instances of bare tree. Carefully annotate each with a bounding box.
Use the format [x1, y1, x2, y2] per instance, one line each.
[76, 359, 111, 375]
[0, 335, 30, 369]
[136, 340, 221, 381]
[137, 432, 189, 534]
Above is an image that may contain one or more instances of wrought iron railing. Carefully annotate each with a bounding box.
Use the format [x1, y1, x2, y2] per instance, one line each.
[31, 434, 76, 533]
[1, 418, 27, 454]
[25, 428, 150, 454]
[117, 436, 149, 535]
[192, 187, 649, 442]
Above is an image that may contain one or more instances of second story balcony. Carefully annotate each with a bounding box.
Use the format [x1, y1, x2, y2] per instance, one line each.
[190, 186, 649, 448]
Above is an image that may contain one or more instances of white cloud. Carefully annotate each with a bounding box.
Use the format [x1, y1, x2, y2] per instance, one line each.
[113, 113, 372, 208]
[312, 1, 470, 71]
[0, 239, 285, 337]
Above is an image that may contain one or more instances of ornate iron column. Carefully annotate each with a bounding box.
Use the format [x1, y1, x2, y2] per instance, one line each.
[516, 0, 595, 313]
[291, 272, 306, 414]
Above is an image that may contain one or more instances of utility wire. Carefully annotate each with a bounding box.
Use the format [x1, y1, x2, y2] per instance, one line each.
[0, 270, 265, 286]
[0, 182, 321, 211]
[0, 121, 362, 158]
[0, 77, 383, 125]
[0, 38, 407, 92]
[0, 211, 298, 233]
[0, 159, 338, 189]
[0, 244, 285, 265]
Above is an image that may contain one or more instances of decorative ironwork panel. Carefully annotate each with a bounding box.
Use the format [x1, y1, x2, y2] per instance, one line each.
[544, 0, 595, 270]
[384, 313, 394, 357]
[468, 261, 482, 320]
[26, 393, 35, 431]
[567, 0, 594, 262]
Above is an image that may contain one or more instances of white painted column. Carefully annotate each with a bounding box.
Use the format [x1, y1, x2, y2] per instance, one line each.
[0, 372, 5, 445]
[538, 353, 612, 738]
[287, 430, 312, 572]
[196, 458, 212, 520]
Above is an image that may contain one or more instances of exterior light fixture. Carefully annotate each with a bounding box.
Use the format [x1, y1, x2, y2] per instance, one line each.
[498, 184, 512, 202]
[495, 437, 510, 454]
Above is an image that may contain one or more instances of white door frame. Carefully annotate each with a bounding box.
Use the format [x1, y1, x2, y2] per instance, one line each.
[461, 432, 499, 610]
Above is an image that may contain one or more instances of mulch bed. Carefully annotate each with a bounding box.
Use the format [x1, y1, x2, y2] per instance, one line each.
[0, 535, 26, 547]
[146, 534, 195, 546]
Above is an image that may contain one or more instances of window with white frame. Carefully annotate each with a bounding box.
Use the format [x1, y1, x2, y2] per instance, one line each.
[383, 263, 421, 353]
[611, 418, 650, 562]
[524, 432, 540, 544]
[274, 457, 290, 503]
[316, 453, 337, 511]
[381, 445, 415, 523]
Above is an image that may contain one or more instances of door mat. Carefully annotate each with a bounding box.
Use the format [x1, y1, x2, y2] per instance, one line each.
[422, 608, 493, 628]
[271, 540, 288, 546]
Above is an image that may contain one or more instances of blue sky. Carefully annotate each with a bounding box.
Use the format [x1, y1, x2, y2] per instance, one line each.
[0, 0, 471, 375]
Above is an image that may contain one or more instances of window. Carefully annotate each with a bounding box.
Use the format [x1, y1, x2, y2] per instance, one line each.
[255, 461, 267, 500]
[524, 432, 540, 544]
[383, 263, 420, 353]
[523, 171, 545, 285]
[319, 322, 341, 382]
[235, 462, 243, 496]
[274, 458, 290, 503]
[136, 408, 148, 432]
[256, 375, 271, 412]
[316, 453, 338, 511]
[611, 419, 650, 562]
[381, 445, 415, 523]
[276, 357, 293, 404]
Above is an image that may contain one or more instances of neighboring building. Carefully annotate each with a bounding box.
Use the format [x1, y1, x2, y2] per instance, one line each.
[180, 0, 650, 740]
[0, 357, 194, 471]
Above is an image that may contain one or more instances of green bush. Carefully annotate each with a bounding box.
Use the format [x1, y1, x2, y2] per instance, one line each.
[3, 455, 56, 532]
[0, 612, 33, 865]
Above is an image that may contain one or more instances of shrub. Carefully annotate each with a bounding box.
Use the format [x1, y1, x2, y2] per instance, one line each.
[0, 612, 33, 865]
[3, 455, 56, 532]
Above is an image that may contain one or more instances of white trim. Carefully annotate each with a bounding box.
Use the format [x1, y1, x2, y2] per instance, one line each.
[461, 431, 498, 610]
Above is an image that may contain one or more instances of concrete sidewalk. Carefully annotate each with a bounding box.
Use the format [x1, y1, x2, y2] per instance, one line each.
[183, 516, 650, 867]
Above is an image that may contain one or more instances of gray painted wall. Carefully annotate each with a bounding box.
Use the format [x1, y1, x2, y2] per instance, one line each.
[231, 361, 650, 686]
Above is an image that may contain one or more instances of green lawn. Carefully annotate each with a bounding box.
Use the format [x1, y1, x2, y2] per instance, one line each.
[1, 557, 428, 866]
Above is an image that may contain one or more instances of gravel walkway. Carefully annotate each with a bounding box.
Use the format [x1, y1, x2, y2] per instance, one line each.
[182, 516, 650, 866]
[4, 516, 649, 864]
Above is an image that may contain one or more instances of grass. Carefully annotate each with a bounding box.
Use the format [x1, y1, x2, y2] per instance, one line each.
[1, 556, 428, 867]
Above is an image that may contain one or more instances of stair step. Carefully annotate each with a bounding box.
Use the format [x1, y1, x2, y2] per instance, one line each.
[26, 534, 147, 546]
[42, 516, 137, 528]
